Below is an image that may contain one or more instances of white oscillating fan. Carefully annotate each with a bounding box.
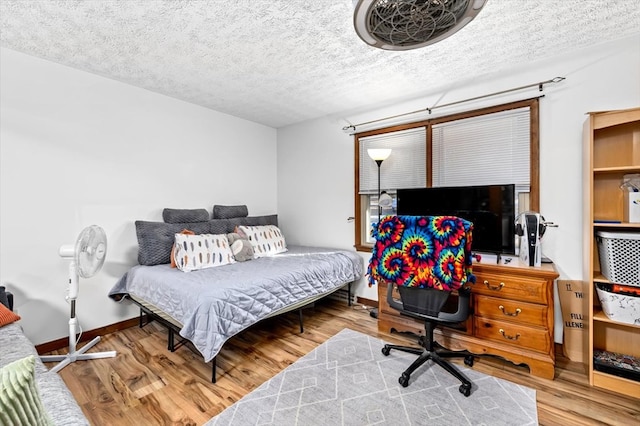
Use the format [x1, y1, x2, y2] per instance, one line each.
[41, 225, 116, 372]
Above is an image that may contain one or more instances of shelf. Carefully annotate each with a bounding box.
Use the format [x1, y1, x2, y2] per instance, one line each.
[594, 166, 640, 174]
[585, 107, 640, 394]
[593, 309, 640, 329]
[592, 370, 640, 395]
[592, 108, 640, 129]
[593, 222, 640, 229]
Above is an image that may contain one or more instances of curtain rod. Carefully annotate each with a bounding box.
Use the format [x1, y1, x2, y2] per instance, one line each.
[342, 76, 566, 133]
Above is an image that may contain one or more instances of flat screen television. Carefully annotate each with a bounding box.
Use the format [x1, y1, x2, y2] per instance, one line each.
[396, 184, 516, 255]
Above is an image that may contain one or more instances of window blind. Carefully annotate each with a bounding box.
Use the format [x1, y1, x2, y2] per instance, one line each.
[359, 127, 427, 194]
[432, 107, 530, 189]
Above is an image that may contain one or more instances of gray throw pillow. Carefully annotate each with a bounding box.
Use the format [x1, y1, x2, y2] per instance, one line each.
[162, 208, 209, 224]
[212, 205, 249, 219]
[209, 219, 236, 235]
[234, 215, 278, 227]
[135, 221, 210, 266]
[208, 215, 278, 235]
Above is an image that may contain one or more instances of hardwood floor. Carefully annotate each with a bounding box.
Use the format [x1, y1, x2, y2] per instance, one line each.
[44, 299, 639, 425]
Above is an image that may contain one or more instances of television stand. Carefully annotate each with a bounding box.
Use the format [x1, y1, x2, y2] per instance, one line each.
[473, 252, 507, 265]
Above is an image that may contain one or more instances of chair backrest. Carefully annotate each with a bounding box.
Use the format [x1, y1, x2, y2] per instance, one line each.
[368, 215, 475, 291]
[398, 286, 451, 317]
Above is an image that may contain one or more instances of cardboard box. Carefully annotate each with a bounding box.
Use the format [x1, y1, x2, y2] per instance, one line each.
[624, 191, 640, 223]
[558, 280, 588, 363]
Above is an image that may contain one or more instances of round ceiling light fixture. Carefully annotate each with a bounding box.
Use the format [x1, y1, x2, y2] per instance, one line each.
[353, 0, 487, 51]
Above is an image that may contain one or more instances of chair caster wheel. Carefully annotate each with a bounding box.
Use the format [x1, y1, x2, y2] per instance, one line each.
[464, 355, 474, 367]
[382, 346, 391, 356]
[459, 383, 471, 397]
[399, 374, 410, 387]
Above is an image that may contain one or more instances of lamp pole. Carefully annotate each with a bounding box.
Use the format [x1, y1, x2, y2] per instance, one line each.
[367, 148, 391, 222]
[375, 159, 383, 221]
[366, 148, 391, 320]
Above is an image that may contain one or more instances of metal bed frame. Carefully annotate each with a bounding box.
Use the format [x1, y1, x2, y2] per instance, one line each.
[125, 282, 352, 383]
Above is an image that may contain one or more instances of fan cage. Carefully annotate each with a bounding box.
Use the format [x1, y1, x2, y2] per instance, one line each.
[75, 225, 107, 278]
[354, 0, 486, 50]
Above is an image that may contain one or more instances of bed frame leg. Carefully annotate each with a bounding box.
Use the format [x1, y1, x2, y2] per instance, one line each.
[298, 308, 304, 333]
[212, 357, 217, 383]
[348, 282, 352, 306]
[168, 329, 175, 352]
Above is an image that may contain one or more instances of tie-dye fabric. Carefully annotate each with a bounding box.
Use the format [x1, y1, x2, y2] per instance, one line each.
[368, 215, 475, 291]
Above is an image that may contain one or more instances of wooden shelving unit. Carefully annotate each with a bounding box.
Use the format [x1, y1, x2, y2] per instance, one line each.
[583, 107, 640, 396]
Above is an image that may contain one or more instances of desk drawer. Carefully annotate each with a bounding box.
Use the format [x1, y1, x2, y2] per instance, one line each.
[472, 273, 548, 304]
[474, 317, 551, 353]
[474, 295, 548, 327]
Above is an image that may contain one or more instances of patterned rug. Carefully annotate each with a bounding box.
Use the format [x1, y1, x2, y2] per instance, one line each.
[206, 328, 538, 426]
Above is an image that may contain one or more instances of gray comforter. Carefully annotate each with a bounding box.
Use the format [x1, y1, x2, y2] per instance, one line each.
[109, 246, 363, 362]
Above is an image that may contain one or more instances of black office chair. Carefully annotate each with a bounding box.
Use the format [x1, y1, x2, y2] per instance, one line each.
[382, 283, 475, 396]
[368, 215, 476, 396]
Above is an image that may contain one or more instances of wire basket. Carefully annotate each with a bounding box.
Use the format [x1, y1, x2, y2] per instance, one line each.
[596, 231, 640, 286]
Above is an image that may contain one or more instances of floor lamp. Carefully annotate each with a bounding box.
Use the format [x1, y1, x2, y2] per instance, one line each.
[367, 148, 391, 319]
[367, 148, 392, 222]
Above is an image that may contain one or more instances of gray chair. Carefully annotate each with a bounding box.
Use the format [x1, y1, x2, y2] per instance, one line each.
[382, 283, 475, 396]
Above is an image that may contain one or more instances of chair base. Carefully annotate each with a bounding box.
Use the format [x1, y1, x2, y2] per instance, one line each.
[382, 341, 474, 397]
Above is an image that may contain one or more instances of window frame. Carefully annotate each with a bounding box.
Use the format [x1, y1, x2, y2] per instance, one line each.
[353, 98, 540, 252]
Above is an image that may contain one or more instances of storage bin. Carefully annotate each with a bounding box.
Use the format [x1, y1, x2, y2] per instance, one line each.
[593, 349, 640, 382]
[624, 191, 640, 223]
[596, 231, 640, 286]
[595, 282, 640, 325]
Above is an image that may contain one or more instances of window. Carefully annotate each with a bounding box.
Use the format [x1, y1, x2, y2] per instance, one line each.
[354, 99, 539, 251]
[358, 127, 426, 243]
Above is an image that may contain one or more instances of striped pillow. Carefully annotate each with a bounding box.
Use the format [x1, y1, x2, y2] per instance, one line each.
[173, 233, 235, 272]
[170, 229, 196, 268]
[237, 225, 287, 258]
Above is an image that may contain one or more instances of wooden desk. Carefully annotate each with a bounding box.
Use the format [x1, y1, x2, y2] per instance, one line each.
[377, 259, 559, 379]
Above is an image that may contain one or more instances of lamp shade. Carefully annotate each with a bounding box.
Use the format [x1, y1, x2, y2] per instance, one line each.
[367, 148, 392, 161]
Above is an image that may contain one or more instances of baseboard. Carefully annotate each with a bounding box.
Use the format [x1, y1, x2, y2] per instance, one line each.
[35, 317, 139, 355]
[356, 296, 378, 308]
[555, 342, 562, 356]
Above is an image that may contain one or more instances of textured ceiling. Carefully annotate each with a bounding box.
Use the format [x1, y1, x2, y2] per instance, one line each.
[1, 0, 639, 128]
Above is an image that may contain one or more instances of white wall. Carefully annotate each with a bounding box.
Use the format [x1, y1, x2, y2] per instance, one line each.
[0, 47, 278, 345]
[277, 116, 357, 247]
[3, 34, 638, 347]
[277, 34, 640, 304]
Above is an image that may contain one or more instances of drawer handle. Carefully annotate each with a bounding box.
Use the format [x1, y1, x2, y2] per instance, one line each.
[484, 280, 505, 291]
[498, 305, 522, 317]
[499, 329, 521, 341]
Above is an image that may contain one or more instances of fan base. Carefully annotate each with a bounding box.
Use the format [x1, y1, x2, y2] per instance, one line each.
[41, 336, 116, 373]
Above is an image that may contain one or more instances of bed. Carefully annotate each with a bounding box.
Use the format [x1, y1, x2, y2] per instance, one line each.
[109, 206, 363, 382]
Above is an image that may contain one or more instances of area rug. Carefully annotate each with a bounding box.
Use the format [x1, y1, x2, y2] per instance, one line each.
[206, 328, 538, 426]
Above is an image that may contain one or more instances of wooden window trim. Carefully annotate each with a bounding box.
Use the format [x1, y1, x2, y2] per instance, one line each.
[354, 98, 540, 252]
